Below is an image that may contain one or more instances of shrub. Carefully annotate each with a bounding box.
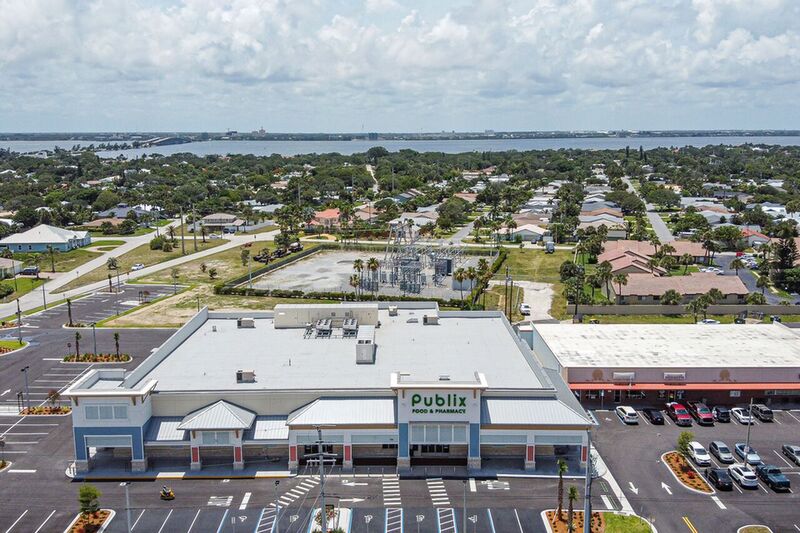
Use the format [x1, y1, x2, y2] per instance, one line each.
[162, 241, 173, 252]
[149, 236, 165, 250]
[0, 285, 13, 299]
[78, 484, 101, 516]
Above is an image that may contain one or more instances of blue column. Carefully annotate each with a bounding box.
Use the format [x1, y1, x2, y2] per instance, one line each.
[469, 423, 480, 458]
[398, 423, 409, 458]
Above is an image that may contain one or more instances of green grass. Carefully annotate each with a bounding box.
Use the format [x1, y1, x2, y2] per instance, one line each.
[12, 248, 101, 273]
[0, 277, 44, 302]
[502, 248, 573, 319]
[95, 246, 119, 251]
[139, 243, 274, 285]
[91, 240, 126, 246]
[54, 239, 227, 293]
[604, 513, 653, 533]
[88, 226, 155, 237]
[482, 285, 524, 321]
[0, 340, 26, 351]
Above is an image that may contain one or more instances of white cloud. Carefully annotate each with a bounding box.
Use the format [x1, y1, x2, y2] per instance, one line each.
[0, 0, 798, 131]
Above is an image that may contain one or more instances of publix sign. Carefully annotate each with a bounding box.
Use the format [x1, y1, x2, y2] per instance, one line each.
[410, 393, 468, 415]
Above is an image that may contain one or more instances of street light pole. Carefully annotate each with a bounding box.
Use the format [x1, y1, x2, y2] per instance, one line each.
[744, 397, 755, 458]
[41, 283, 47, 310]
[274, 480, 280, 533]
[583, 431, 593, 533]
[121, 482, 132, 533]
[15, 298, 22, 345]
[462, 480, 467, 533]
[92, 323, 97, 355]
[20, 366, 30, 412]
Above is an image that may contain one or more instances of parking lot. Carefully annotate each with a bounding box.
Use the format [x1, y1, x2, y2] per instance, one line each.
[0, 472, 623, 533]
[593, 405, 800, 532]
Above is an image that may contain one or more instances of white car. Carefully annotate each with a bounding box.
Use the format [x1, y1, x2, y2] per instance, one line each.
[131, 263, 145, 271]
[519, 303, 531, 316]
[615, 406, 639, 424]
[688, 441, 711, 466]
[697, 319, 720, 325]
[728, 465, 759, 489]
[731, 407, 754, 424]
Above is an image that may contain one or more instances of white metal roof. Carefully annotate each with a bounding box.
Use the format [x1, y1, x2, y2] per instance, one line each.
[144, 417, 188, 442]
[178, 400, 256, 431]
[481, 397, 591, 426]
[0, 224, 88, 245]
[288, 397, 397, 426]
[243, 416, 289, 441]
[534, 323, 800, 368]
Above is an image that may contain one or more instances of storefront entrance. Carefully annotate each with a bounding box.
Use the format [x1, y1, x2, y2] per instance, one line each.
[410, 444, 467, 466]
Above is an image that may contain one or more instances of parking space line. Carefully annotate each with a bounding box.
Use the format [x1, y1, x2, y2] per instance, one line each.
[187, 509, 201, 533]
[239, 492, 251, 510]
[4, 510, 28, 533]
[486, 509, 496, 533]
[774, 450, 794, 468]
[785, 411, 800, 424]
[513, 509, 524, 533]
[216, 509, 229, 533]
[732, 481, 743, 494]
[710, 496, 726, 509]
[33, 510, 56, 533]
[131, 509, 146, 530]
[663, 416, 672, 426]
[157, 509, 173, 533]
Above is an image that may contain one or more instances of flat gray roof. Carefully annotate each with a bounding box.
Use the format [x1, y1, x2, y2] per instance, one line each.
[534, 323, 800, 368]
[138, 308, 549, 392]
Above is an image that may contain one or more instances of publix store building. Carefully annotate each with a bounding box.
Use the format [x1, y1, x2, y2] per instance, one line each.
[65, 303, 594, 475]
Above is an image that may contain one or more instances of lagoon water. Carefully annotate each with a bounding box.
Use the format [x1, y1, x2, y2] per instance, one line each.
[1, 136, 799, 158]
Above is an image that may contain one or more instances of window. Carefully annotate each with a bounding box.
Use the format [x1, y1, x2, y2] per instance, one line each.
[382, 444, 398, 450]
[626, 390, 646, 400]
[201, 431, 230, 445]
[85, 405, 127, 420]
[730, 390, 741, 398]
[304, 444, 333, 455]
[420, 445, 450, 454]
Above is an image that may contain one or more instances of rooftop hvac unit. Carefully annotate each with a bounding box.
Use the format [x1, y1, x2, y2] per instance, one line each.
[356, 339, 376, 364]
[388, 306, 398, 316]
[422, 314, 439, 325]
[236, 370, 256, 383]
[237, 317, 255, 328]
[315, 318, 332, 337]
[343, 318, 359, 336]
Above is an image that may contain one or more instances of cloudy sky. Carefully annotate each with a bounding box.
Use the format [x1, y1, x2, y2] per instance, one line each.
[1, 0, 799, 132]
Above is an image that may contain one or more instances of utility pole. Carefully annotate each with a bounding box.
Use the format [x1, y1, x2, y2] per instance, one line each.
[462, 480, 467, 533]
[583, 431, 593, 533]
[41, 283, 47, 310]
[179, 207, 186, 255]
[91, 323, 97, 355]
[307, 427, 336, 532]
[121, 482, 132, 533]
[192, 204, 198, 252]
[15, 298, 22, 345]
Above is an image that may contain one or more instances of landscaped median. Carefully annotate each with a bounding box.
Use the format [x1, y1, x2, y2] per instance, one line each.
[661, 451, 713, 494]
[21, 405, 71, 415]
[62, 353, 131, 363]
[0, 339, 28, 355]
[543, 510, 654, 533]
[65, 484, 115, 533]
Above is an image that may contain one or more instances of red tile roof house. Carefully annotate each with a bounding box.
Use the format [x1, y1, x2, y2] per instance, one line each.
[599, 249, 667, 276]
[601, 239, 709, 264]
[740, 228, 770, 247]
[308, 208, 342, 230]
[611, 273, 749, 304]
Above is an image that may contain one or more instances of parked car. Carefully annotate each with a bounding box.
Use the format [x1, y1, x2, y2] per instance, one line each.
[665, 402, 693, 426]
[734, 443, 762, 466]
[209, 233, 221, 239]
[755, 465, 791, 492]
[731, 407, 755, 424]
[688, 442, 711, 466]
[687, 402, 714, 426]
[20, 266, 40, 276]
[131, 263, 145, 271]
[615, 406, 639, 425]
[712, 406, 731, 423]
[545, 242, 555, 253]
[519, 303, 531, 316]
[705, 468, 733, 491]
[641, 408, 664, 425]
[288, 242, 304, 252]
[709, 441, 735, 464]
[728, 465, 759, 489]
[782, 444, 800, 466]
[697, 318, 720, 324]
[751, 404, 774, 422]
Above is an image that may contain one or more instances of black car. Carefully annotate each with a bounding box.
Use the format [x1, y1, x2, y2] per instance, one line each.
[705, 468, 733, 491]
[751, 404, 774, 422]
[712, 406, 730, 423]
[641, 408, 664, 425]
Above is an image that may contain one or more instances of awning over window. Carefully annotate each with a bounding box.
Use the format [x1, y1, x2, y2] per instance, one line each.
[178, 400, 256, 431]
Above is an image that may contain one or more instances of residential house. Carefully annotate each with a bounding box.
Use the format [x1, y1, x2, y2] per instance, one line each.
[0, 224, 91, 252]
[577, 221, 627, 240]
[740, 228, 770, 248]
[500, 223, 548, 242]
[83, 217, 126, 229]
[389, 212, 439, 229]
[199, 213, 245, 233]
[580, 207, 623, 218]
[578, 214, 625, 227]
[611, 273, 748, 304]
[599, 249, 666, 276]
[454, 192, 478, 204]
[600, 239, 709, 264]
[309, 208, 342, 230]
[96, 203, 154, 220]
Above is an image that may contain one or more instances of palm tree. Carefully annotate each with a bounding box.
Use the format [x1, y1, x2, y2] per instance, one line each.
[660, 243, 676, 258]
[67, 298, 73, 327]
[113, 332, 120, 358]
[349, 274, 360, 300]
[649, 235, 661, 256]
[473, 217, 483, 242]
[567, 486, 579, 533]
[74, 331, 81, 357]
[661, 289, 682, 306]
[686, 298, 704, 322]
[596, 261, 612, 299]
[454, 267, 467, 301]
[756, 275, 769, 296]
[556, 458, 568, 519]
[680, 253, 694, 274]
[505, 219, 517, 241]
[729, 258, 745, 275]
[706, 288, 723, 304]
[31, 254, 41, 279]
[367, 257, 380, 292]
[352, 259, 364, 276]
[106, 257, 120, 291]
[660, 255, 676, 272]
[167, 225, 176, 242]
[612, 273, 628, 303]
[46, 244, 58, 273]
[201, 225, 207, 243]
[466, 266, 477, 297]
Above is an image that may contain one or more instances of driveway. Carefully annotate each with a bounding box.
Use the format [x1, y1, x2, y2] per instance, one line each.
[715, 253, 800, 305]
[622, 176, 674, 242]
